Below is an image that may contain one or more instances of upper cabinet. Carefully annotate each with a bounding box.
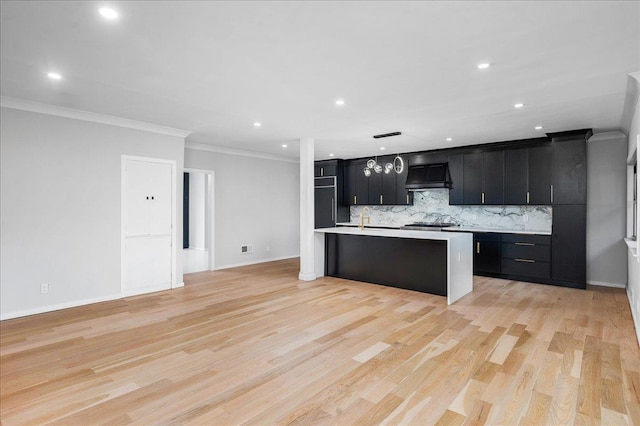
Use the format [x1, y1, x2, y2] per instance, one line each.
[343, 155, 413, 206]
[504, 144, 553, 205]
[463, 151, 504, 205]
[550, 130, 590, 205]
[314, 160, 339, 177]
[448, 153, 464, 205]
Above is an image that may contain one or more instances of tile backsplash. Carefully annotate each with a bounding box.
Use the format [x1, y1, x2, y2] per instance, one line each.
[350, 189, 552, 231]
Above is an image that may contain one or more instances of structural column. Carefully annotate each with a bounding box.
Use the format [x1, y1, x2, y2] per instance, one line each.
[299, 137, 316, 281]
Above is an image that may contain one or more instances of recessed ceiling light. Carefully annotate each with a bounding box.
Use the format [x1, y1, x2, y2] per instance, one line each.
[335, 99, 345, 106]
[329, 153, 334, 157]
[380, 147, 385, 151]
[98, 7, 118, 19]
[446, 137, 453, 142]
[281, 144, 287, 148]
[534, 126, 543, 130]
[477, 63, 491, 69]
[47, 72, 62, 80]
[514, 103, 524, 109]
[253, 122, 261, 127]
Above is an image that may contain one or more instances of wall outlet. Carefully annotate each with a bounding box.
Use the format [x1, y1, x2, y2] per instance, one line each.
[241, 244, 253, 254]
[40, 283, 49, 294]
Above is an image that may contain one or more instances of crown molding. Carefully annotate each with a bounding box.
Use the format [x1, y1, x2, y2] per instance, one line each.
[587, 130, 627, 142]
[185, 141, 299, 163]
[0, 96, 192, 138]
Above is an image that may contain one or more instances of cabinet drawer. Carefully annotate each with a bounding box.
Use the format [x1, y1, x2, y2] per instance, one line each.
[501, 233, 551, 245]
[502, 243, 550, 262]
[501, 258, 550, 279]
[473, 232, 502, 242]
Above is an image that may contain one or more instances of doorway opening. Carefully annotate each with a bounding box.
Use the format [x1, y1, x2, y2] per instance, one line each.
[183, 169, 215, 273]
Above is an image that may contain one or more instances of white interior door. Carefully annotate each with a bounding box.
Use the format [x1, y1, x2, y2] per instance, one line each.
[123, 158, 174, 296]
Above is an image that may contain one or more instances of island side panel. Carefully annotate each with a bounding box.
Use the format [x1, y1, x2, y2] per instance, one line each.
[314, 232, 325, 278]
[447, 233, 473, 304]
[325, 233, 448, 296]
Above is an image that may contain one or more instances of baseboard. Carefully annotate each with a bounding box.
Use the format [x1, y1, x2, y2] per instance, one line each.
[627, 288, 640, 347]
[122, 283, 172, 298]
[587, 280, 626, 289]
[174, 282, 185, 288]
[215, 255, 300, 271]
[0, 293, 122, 321]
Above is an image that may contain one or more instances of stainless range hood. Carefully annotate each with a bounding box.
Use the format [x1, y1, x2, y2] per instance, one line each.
[405, 163, 452, 190]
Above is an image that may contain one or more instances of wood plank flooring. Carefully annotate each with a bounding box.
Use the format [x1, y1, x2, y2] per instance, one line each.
[1, 258, 639, 425]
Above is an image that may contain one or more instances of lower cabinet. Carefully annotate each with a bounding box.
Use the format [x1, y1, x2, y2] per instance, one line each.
[501, 234, 551, 279]
[551, 205, 587, 288]
[474, 233, 501, 274]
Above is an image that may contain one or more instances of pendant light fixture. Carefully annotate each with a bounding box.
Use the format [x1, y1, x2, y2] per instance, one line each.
[364, 154, 405, 177]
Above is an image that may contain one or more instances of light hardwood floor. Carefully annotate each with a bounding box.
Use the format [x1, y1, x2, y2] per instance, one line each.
[1, 258, 639, 425]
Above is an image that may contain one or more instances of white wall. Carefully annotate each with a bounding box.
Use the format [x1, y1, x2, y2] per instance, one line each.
[586, 136, 629, 287]
[0, 107, 185, 319]
[188, 172, 206, 249]
[626, 74, 640, 344]
[184, 148, 299, 269]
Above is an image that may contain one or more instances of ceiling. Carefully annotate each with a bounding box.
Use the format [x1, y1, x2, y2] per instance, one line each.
[1, 1, 638, 160]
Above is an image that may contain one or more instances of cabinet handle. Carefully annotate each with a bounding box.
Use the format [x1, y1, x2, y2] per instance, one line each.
[481, 192, 485, 204]
[515, 258, 535, 263]
[331, 198, 334, 221]
[515, 242, 535, 246]
[527, 191, 530, 204]
[406, 194, 410, 204]
[354, 195, 357, 205]
[321, 167, 324, 177]
[380, 194, 383, 204]
[477, 242, 480, 254]
[550, 185, 554, 203]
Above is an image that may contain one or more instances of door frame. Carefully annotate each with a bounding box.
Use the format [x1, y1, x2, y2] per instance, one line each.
[183, 168, 215, 271]
[121, 155, 177, 296]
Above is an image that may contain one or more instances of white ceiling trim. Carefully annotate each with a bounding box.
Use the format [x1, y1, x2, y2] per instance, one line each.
[0, 96, 192, 139]
[185, 141, 299, 163]
[588, 131, 627, 142]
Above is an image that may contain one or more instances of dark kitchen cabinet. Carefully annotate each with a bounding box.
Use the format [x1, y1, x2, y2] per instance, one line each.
[528, 144, 553, 204]
[395, 155, 413, 205]
[463, 151, 504, 205]
[504, 144, 552, 205]
[314, 186, 335, 228]
[504, 148, 528, 205]
[314, 160, 338, 177]
[345, 159, 369, 205]
[448, 153, 464, 205]
[550, 131, 589, 205]
[463, 152, 483, 205]
[552, 205, 586, 288]
[381, 159, 396, 205]
[368, 168, 383, 205]
[474, 233, 501, 274]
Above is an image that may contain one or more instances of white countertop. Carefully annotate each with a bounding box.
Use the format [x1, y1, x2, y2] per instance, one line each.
[315, 226, 471, 241]
[335, 222, 551, 235]
[445, 226, 551, 235]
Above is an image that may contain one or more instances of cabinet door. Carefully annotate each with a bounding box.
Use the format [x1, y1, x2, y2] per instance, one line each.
[368, 168, 383, 205]
[553, 139, 587, 204]
[474, 233, 501, 274]
[483, 151, 504, 205]
[528, 144, 553, 204]
[395, 155, 412, 205]
[504, 148, 528, 205]
[314, 160, 338, 177]
[448, 153, 464, 205]
[354, 160, 369, 205]
[552, 205, 586, 287]
[314, 164, 323, 177]
[344, 161, 357, 205]
[382, 171, 396, 205]
[314, 186, 335, 228]
[463, 152, 483, 205]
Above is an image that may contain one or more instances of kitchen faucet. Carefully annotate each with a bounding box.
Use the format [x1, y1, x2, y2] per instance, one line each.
[359, 207, 371, 230]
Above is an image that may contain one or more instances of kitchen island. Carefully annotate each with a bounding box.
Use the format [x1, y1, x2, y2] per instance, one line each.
[314, 227, 473, 304]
